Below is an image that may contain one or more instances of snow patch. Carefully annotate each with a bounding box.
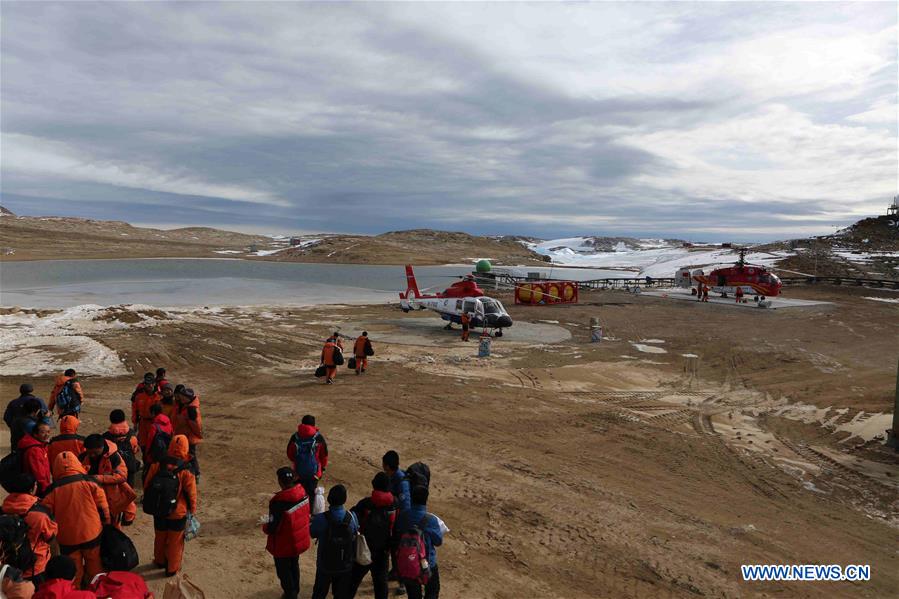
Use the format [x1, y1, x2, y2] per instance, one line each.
[631, 343, 667, 354]
[863, 296, 899, 304]
[0, 304, 178, 377]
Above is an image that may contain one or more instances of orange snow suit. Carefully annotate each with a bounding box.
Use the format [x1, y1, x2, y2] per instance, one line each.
[132, 384, 161, 450]
[1, 492, 58, 578]
[144, 435, 198, 575]
[48, 415, 85, 471]
[41, 452, 110, 587]
[80, 439, 137, 526]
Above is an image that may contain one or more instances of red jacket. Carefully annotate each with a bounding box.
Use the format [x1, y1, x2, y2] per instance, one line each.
[263, 483, 311, 558]
[286, 424, 328, 479]
[353, 489, 397, 537]
[17, 433, 51, 494]
[145, 414, 174, 462]
[32, 578, 95, 598]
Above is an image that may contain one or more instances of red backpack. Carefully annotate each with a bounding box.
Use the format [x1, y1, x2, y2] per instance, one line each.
[90, 571, 153, 598]
[395, 515, 430, 584]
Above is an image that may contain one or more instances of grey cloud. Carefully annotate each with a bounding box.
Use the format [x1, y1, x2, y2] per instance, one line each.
[1, 2, 895, 242]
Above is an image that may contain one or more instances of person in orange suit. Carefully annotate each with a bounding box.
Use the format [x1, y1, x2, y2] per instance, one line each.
[47, 415, 85, 469]
[460, 312, 471, 341]
[735, 286, 744, 303]
[131, 372, 161, 452]
[321, 338, 341, 385]
[48, 369, 84, 418]
[353, 332, 372, 375]
[18, 421, 52, 495]
[328, 331, 344, 351]
[702, 285, 710, 302]
[103, 409, 141, 488]
[172, 387, 202, 482]
[81, 434, 137, 528]
[160, 383, 177, 419]
[41, 451, 110, 588]
[1, 472, 58, 587]
[144, 434, 198, 577]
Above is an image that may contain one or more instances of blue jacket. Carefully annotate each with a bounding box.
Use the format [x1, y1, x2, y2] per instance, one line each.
[4, 395, 50, 429]
[389, 470, 411, 512]
[310, 506, 359, 568]
[394, 505, 443, 567]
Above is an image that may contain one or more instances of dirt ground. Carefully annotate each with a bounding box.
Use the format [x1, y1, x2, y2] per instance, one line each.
[1, 285, 897, 598]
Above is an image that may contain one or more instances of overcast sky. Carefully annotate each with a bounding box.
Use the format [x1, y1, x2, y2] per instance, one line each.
[2, 2, 896, 241]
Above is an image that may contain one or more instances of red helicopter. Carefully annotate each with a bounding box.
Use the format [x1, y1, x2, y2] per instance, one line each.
[692, 249, 783, 297]
[399, 265, 513, 335]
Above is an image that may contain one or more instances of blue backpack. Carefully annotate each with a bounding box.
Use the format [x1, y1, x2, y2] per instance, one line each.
[292, 433, 319, 479]
[56, 380, 82, 416]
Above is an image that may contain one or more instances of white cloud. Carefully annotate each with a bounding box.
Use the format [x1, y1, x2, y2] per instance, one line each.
[2, 133, 287, 206]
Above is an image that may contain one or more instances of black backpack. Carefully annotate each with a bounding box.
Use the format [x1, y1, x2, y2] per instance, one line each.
[149, 427, 172, 462]
[103, 431, 140, 479]
[321, 512, 355, 574]
[363, 505, 394, 553]
[0, 512, 36, 575]
[364, 339, 374, 357]
[143, 466, 184, 517]
[100, 525, 139, 571]
[0, 451, 22, 487]
[406, 462, 431, 491]
[333, 346, 345, 367]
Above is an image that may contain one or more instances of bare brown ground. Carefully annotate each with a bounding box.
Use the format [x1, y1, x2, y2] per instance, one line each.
[1, 286, 897, 598]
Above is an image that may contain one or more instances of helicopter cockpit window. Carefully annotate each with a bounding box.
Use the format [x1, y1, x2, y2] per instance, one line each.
[456, 300, 463, 310]
[481, 299, 501, 314]
[463, 300, 476, 314]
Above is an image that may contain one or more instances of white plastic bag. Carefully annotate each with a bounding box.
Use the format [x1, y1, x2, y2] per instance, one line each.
[355, 532, 372, 565]
[434, 514, 450, 535]
[185, 512, 200, 541]
[312, 487, 326, 515]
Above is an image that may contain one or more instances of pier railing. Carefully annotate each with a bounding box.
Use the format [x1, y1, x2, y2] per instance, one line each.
[487, 273, 899, 291]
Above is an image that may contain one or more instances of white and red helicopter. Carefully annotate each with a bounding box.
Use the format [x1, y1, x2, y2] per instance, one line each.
[399, 265, 513, 336]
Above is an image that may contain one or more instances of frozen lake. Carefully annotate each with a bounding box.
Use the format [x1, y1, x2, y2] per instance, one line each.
[0, 259, 623, 308]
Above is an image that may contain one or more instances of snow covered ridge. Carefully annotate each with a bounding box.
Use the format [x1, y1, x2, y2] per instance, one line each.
[523, 237, 794, 278]
[0, 304, 180, 377]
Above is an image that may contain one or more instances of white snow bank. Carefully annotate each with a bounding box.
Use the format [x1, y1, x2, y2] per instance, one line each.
[526, 238, 793, 278]
[631, 343, 667, 354]
[0, 304, 178, 377]
[214, 250, 244, 255]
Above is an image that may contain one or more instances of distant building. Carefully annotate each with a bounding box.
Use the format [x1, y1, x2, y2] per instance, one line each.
[289, 237, 303, 246]
[889, 195, 898, 216]
[720, 242, 733, 248]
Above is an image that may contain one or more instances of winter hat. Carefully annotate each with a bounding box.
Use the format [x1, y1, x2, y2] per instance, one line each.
[327, 484, 347, 506]
[19, 383, 33, 395]
[84, 434, 105, 450]
[372, 471, 390, 492]
[277, 467, 295, 485]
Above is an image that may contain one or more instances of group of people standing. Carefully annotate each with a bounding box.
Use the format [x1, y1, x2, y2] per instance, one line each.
[1, 366, 203, 596]
[265, 428, 444, 599]
[3, 331, 447, 599]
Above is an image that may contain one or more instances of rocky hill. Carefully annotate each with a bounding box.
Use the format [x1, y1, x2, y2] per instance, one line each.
[763, 214, 899, 279]
[268, 229, 547, 265]
[0, 209, 546, 265]
[0, 208, 272, 260]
